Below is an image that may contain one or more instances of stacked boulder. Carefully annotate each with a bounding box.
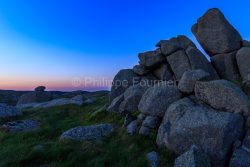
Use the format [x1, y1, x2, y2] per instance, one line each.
[108, 8, 250, 167]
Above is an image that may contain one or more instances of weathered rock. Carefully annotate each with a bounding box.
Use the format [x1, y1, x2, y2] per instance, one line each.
[142, 116, 160, 129]
[119, 84, 150, 114]
[211, 54, 226, 78]
[139, 126, 151, 136]
[138, 49, 165, 70]
[132, 65, 149, 76]
[127, 120, 140, 135]
[174, 146, 211, 167]
[137, 113, 146, 123]
[167, 50, 191, 79]
[0, 103, 22, 118]
[212, 52, 240, 81]
[17, 95, 84, 109]
[138, 82, 182, 117]
[107, 94, 124, 113]
[178, 69, 211, 94]
[236, 47, 250, 82]
[60, 124, 114, 141]
[0, 120, 40, 132]
[34, 86, 46, 92]
[157, 40, 180, 56]
[242, 130, 250, 153]
[157, 35, 195, 49]
[185, 47, 219, 79]
[153, 63, 173, 81]
[146, 151, 159, 167]
[110, 69, 139, 102]
[192, 8, 242, 56]
[195, 80, 250, 116]
[157, 97, 244, 167]
[17, 91, 52, 105]
[242, 40, 250, 47]
[229, 149, 250, 167]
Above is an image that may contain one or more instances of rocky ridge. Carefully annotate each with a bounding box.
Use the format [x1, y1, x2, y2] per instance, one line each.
[108, 8, 250, 167]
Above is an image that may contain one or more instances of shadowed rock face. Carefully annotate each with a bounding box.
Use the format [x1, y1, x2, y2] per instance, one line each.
[192, 8, 242, 56]
[236, 47, 250, 82]
[157, 98, 244, 167]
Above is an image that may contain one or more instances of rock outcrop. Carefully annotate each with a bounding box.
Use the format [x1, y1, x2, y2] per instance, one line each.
[0, 103, 22, 118]
[0, 120, 40, 132]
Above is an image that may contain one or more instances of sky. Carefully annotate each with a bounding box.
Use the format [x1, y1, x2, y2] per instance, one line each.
[0, 0, 250, 91]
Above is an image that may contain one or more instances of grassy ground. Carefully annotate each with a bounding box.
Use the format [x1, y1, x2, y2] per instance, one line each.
[0, 94, 175, 167]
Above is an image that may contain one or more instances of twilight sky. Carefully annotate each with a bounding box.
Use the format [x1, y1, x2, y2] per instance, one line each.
[0, 0, 250, 91]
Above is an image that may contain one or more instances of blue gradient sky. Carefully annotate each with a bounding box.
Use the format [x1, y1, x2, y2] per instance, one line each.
[0, 0, 250, 91]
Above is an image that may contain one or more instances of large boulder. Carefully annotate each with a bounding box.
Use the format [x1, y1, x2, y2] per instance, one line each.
[195, 80, 250, 116]
[157, 97, 244, 167]
[192, 8, 242, 56]
[138, 82, 182, 117]
[60, 124, 114, 141]
[110, 69, 139, 102]
[152, 63, 173, 81]
[185, 47, 219, 79]
[119, 84, 150, 114]
[229, 149, 250, 167]
[174, 146, 211, 167]
[0, 103, 22, 118]
[17, 91, 52, 105]
[178, 69, 211, 94]
[167, 50, 191, 80]
[138, 49, 165, 70]
[236, 47, 250, 82]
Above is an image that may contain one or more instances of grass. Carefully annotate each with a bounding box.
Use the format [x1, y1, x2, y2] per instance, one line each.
[0, 94, 175, 167]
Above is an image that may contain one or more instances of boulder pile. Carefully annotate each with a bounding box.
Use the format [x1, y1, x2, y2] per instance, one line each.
[108, 8, 250, 167]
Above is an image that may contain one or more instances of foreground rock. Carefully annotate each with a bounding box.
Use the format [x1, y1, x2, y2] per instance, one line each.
[157, 98, 244, 167]
[192, 8, 242, 56]
[0, 103, 22, 118]
[195, 80, 250, 116]
[60, 124, 114, 141]
[229, 148, 250, 167]
[174, 146, 211, 167]
[178, 69, 211, 94]
[236, 47, 250, 83]
[138, 82, 182, 117]
[17, 95, 85, 109]
[107, 94, 124, 113]
[146, 151, 159, 167]
[0, 120, 40, 132]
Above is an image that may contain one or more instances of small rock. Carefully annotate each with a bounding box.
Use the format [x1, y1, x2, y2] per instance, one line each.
[137, 113, 146, 123]
[174, 146, 211, 167]
[146, 151, 159, 167]
[0, 120, 40, 132]
[60, 124, 114, 141]
[178, 69, 211, 94]
[142, 116, 160, 129]
[127, 120, 140, 135]
[33, 144, 44, 151]
[195, 80, 250, 116]
[139, 126, 151, 136]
